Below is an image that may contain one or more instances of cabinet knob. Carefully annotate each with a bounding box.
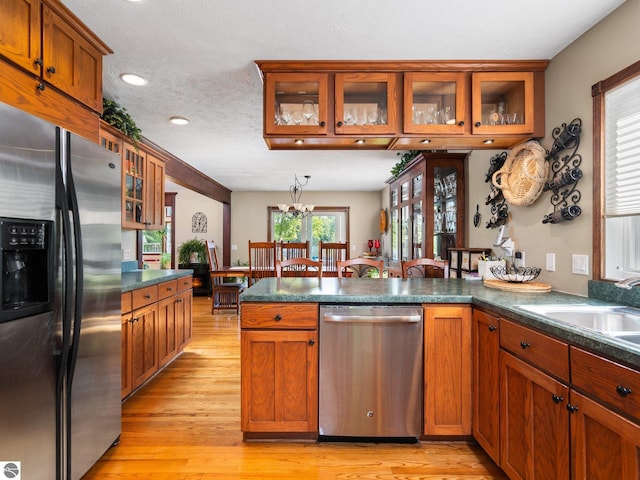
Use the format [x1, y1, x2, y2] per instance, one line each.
[475, 121, 482, 127]
[566, 403, 579, 414]
[308, 338, 315, 346]
[488, 325, 497, 332]
[36, 83, 45, 91]
[274, 314, 282, 321]
[337, 121, 343, 127]
[458, 121, 465, 126]
[144, 294, 151, 299]
[319, 121, 326, 127]
[34, 58, 43, 67]
[552, 394, 564, 404]
[520, 341, 530, 349]
[616, 385, 632, 397]
[47, 66, 56, 74]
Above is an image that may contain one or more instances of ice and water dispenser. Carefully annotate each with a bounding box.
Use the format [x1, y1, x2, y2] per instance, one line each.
[0, 217, 53, 322]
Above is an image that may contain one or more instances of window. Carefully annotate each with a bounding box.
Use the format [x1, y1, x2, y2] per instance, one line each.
[593, 60, 640, 280]
[267, 206, 349, 259]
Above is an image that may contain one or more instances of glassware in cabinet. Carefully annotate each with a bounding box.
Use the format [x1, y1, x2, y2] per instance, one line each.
[471, 71, 534, 134]
[334, 73, 397, 135]
[403, 72, 466, 134]
[265, 73, 328, 135]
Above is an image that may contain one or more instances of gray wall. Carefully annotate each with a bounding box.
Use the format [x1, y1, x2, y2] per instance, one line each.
[465, 0, 640, 295]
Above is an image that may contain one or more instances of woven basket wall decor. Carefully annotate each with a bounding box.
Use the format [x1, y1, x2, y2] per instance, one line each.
[492, 141, 548, 207]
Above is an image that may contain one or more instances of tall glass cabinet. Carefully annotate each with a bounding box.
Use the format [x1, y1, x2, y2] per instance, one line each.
[388, 152, 466, 264]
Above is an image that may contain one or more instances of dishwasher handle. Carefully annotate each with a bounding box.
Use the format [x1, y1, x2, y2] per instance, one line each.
[322, 313, 422, 324]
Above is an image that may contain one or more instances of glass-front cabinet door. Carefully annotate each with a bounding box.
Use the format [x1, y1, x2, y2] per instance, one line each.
[471, 72, 534, 135]
[390, 186, 399, 262]
[403, 72, 466, 134]
[265, 73, 328, 135]
[428, 158, 463, 261]
[122, 142, 146, 229]
[335, 73, 397, 135]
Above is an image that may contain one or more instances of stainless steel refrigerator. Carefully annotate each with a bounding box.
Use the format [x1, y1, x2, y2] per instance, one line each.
[0, 102, 122, 480]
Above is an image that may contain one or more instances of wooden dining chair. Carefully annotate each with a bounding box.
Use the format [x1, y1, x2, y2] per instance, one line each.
[275, 258, 322, 278]
[278, 241, 310, 260]
[207, 241, 244, 314]
[337, 258, 384, 279]
[319, 241, 349, 277]
[248, 241, 277, 286]
[401, 258, 450, 279]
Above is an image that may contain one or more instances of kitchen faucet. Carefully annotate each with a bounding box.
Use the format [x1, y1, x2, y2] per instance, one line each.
[615, 275, 640, 290]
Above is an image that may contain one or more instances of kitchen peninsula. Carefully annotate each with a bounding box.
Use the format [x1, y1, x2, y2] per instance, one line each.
[240, 277, 640, 479]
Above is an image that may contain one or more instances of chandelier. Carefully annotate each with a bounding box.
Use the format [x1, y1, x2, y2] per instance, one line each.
[277, 175, 314, 218]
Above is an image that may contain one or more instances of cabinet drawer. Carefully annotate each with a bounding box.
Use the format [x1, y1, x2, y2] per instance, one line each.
[500, 319, 569, 381]
[131, 285, 159, 310]
[241, 303, 318, 329]
[177, 275, 193, 292]
[158, 280, 178, 300]
[121, 292, 132, 313]
[571, 347, 640, 421]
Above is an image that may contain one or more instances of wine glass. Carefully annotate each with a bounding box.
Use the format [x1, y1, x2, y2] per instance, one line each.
[368, 239, 374, 252]
[291, 108, 303, 126]
[280, 107, 292, 125]
[368, 107, 378, 125]
[301, 100, 315, 124]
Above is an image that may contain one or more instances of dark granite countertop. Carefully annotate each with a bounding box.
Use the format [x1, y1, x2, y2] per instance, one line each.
[121, 269, 193, 293]
[240, 277, 640, 369]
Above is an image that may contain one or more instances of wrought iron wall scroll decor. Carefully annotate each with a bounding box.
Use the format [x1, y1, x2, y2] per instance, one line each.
[542, 118, 583, 224]
[484, 151, 509, 229]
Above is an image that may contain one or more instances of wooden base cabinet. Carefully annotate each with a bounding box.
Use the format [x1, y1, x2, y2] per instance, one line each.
[570, 390, 640, 480]
[423, 305, 471, 436]
[241, 303, 318, 435]
[472, 309, 500, 464]
[499, 351, 570, 480]
[176, 289, 193, 350]
[129, 303, 159, 389]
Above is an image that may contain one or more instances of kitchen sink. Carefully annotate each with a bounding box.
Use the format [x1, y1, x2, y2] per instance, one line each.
[515, 304, 640, 337]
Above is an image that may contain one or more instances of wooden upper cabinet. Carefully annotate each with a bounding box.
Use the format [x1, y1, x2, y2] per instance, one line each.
[471, 71, 536, 136]
[265, 72, 328, 135]
[122, 142, 146, 229]
[403, 72, 466, 135]
[145, 153, 165, 231]
[42, 4, 103, 112]
[335, 72, 397, 135]
[257, 60, 548, 151]
[0, 0, 42, 74]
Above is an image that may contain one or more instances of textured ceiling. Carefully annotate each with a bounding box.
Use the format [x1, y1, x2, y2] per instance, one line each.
[62, 0, 625, 193]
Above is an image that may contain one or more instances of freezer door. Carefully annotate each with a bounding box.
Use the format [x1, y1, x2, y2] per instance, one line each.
[65, 132, 122, 480]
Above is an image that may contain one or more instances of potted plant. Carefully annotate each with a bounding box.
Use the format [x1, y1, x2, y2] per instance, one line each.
[160, 252, 171, 269]
[101, 98, 142, 148]
[178, 238, 208, 265]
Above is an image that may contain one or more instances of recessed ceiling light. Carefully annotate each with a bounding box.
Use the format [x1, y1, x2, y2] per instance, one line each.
[120, 73, 147, 86]
[169, 116, 190, 126]
[483, 139, 495, 145]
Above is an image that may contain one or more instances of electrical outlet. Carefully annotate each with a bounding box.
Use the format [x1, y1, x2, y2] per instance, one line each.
[572, 254, 589, 275]
[546, 253, 556, 271]
[231, 244, 238, 251]
[123, 249, 131, 260]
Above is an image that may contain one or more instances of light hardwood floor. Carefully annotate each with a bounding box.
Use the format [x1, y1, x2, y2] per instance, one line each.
[83, 296, 507, 479]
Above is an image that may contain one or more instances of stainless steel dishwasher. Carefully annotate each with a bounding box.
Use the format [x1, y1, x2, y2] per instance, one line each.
[319, 305, 423, 441]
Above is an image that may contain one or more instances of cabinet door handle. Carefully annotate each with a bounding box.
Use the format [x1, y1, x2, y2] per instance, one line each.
[47, 66, 56, 74]
[458, 121, 465, 126]
[167, 287, 173, 291]
[488, 325, 497, 332]
[144, 294, 151, 299]
[616, 385, 632, 397]
[475, 121, 482, 127]
[336, 121, 343, 127]
[274, 314, 282, 321]
[520, 341, 530, 349]
[130, 317, 138, 323]
[319, 121, 326, 127]
[34, 58, 43, 67]
[36, 83, 45, 91]
[566, 404, 579, 414]
[552, 394, 564, 404]
[308, 338, 315, 346]
[176, 299, 183, 303]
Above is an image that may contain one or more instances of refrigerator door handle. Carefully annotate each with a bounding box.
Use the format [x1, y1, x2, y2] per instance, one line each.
[54, 128, 74, 480]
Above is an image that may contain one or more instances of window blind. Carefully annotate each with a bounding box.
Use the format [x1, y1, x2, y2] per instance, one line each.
[604, 75, 640, 216]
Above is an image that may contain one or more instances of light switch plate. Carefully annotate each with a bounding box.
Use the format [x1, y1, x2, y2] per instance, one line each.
[572, 254, 589, 275]
[546, 253, 555, 271]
